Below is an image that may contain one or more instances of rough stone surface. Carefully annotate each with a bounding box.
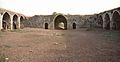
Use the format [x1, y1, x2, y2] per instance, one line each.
[0, 7, 120, 30]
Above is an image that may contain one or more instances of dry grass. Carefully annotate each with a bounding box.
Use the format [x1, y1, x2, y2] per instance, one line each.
[0, 28, 120, 62]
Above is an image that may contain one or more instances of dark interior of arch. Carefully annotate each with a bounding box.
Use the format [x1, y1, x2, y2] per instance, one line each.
[98, 16, 103, 28]
[112, 11, 120, 30]
[105, 14, 110, 30]
[20, 16, 24, 29]
[13, 15, 18, 29]
[73, 23, 76, 29]
[54, 15, 67, 30]
[20, 16, 24, 22]
[45, 23, 48, 29]
[2, 12, 10, 30]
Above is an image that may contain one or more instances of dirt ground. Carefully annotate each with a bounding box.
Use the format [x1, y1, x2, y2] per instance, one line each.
[0, 28, 120, 62]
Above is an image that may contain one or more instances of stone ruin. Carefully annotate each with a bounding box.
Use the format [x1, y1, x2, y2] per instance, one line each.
[0, 7, 120, 30]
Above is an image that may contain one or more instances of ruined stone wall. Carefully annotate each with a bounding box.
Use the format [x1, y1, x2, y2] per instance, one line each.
[1, 7, 120, 30]
[81, 14, 104, 29]
[23, 14, 93, 29]
[23, 7, 120, 30]
[66, 15, 80, 29]
[23, 15, 51, 28]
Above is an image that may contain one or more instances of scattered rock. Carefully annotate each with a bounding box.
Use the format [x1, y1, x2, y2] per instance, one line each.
[5, 57, 9, 62]
[29, 50, 33, 52]
[53, 42, 59, 45]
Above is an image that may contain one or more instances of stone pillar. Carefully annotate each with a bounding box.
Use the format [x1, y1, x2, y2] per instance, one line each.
[110, 16, 113, 30]
[10, 15, 13, 30]
[102, 15, 106, 29]
[0, 14, 3, 30]
[18, 16, 20, 29]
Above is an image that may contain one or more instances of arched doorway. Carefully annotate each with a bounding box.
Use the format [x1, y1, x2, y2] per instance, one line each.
[13, 14, 18, 29]
[2, 12, 11, 30]
[73, 23, 76, 29]
[98, 15, 103, 28]
[20, 16, 24, 29]
[54, 15, 67, 30]
[45, 23, 48, 29]
[112, 11, 120, 30]
[104, 14, 110, 30]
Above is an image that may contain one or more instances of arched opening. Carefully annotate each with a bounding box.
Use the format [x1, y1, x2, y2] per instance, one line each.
[20, 16, 24, 21]
[20, 16, 24, 29]
[45, 23, 48, 29]
[54, 15, 67, 30]
[98, 15, 103, 28]
[2, 12, 11, 30]
[73, 23, 76, 29]
[13, 14, 18, 29]
[112, 11, 120, 30]
[104, 14, 110, 30]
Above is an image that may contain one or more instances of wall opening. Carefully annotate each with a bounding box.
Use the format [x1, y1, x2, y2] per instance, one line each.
[54, 15, 67, 30]
[73, 23, 76, 29]
[112, 11, 120, 30]
[45, 23, 48, 29]
[98, 15, 103, 28]
[13, 14, 18, 29]
[20, 16, 24, 29]
[2, 12, 11, 30]
[104, 14, 110, 30]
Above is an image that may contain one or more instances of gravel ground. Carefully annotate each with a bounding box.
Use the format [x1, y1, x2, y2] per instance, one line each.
[0, 28, 120, 62]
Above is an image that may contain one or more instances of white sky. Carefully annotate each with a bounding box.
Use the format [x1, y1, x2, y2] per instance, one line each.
[0, 0, 120, 16]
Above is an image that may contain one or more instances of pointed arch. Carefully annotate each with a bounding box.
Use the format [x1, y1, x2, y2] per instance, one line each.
[13, 14, 18, 29]
[45, 23, 48, 29]
[112, 11, 120, 30]
[2, 12, 11, 30]
[53, 14, 67, 30]
[104, 13, 110, 30]
[20, 16, 24, 29]
[98, 15, 103, 28]
[20, 16, 24, 22]
[73, 23, 76, 29]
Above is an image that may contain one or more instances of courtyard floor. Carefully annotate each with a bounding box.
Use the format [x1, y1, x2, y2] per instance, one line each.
[0, 28, 120, 62]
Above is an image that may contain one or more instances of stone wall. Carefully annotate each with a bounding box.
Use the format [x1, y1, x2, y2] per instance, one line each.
[1, 7, 120, 30]
[23, 7, 120, 30]
[23, 14, 95, 30]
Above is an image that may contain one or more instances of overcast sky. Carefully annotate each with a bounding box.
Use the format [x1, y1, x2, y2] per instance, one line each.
[0, 0, 120, 16]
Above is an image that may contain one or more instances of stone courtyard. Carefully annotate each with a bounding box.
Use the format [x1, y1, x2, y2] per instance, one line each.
[0, 28, 120, 62]
[0, 7, 120, 62]
[0, 7, 120, 30]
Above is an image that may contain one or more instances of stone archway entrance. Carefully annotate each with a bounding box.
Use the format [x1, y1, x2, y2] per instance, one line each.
[13, 14, 18, 29]
[45, 23, 48, 29]
[2, 12, 11, 30]
[54, 15, 67, 30]
[104, 14, 110, 30]
[112, 11, 120, 30]
[73, 23, 76, 29]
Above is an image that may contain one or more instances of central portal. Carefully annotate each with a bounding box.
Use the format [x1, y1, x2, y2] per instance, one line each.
[54, 15, 67, 30]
